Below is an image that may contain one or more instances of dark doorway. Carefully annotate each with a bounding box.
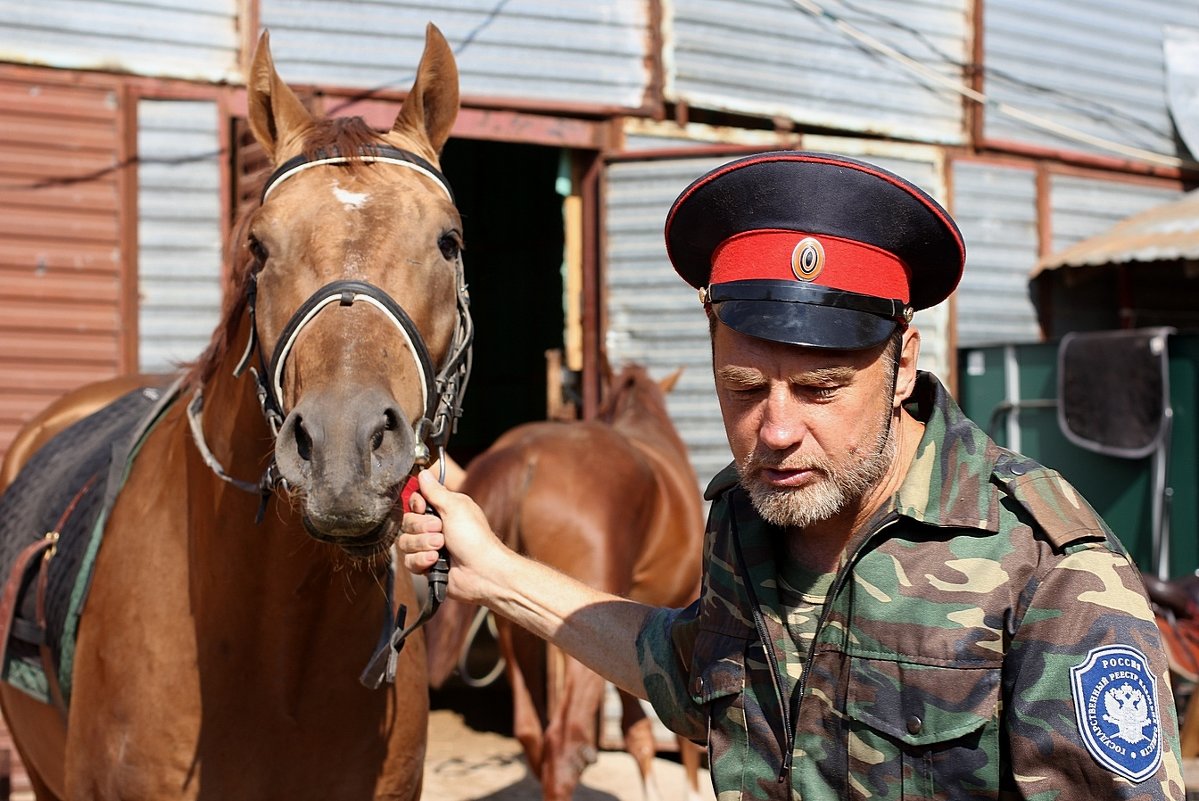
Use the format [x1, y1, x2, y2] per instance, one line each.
[440, 139, 566, 467]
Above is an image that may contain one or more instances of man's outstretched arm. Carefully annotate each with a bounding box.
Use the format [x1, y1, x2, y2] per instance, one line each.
[398, 468, 655, 699]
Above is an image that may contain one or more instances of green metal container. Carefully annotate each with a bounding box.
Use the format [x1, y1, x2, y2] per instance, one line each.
[956, 332, 1199, 579]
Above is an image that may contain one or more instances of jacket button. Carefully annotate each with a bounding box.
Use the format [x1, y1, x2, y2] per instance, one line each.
[906, 716, 923, 735]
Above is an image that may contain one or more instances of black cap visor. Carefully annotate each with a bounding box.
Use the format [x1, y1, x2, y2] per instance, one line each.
[709, 280, 906, 350]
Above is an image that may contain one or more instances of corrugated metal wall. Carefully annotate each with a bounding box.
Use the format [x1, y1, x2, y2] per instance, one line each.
[0, 0, 240, 82]
[668, 0, 969, 144]
[983, 0, 1198, 163]
[1048, 173, 1182, 254]
[952, 162, 1185, 349]
[260, 0, 651, 109]
[0, 70, 125, 456]
[136, 99, 223, 373]
[952, 161, 1040, 347]
[605, 155, 730, 487]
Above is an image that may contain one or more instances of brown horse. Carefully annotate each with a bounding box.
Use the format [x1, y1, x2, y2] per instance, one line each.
[0, 24, 468, 800]
[426, 364, 706, 801]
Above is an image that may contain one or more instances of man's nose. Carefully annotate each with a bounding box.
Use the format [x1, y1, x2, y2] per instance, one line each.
[759, 386, 805, 451]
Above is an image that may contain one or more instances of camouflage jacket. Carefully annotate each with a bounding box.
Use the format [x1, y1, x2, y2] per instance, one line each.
[636, 372, 1184, 800]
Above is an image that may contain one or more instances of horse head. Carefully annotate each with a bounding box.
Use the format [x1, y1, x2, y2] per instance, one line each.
[598, 363, 683, 425]
[238, 24, 468, 554]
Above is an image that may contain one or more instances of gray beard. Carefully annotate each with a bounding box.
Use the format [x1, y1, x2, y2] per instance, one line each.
[738, 413, 897, 530]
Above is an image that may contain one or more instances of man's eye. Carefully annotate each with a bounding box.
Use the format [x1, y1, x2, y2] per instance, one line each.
[803, 385, 840, 400]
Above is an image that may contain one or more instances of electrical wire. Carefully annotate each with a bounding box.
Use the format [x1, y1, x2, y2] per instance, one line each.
[787, 0, 1199, 171]
[829, 0, 1172, 146]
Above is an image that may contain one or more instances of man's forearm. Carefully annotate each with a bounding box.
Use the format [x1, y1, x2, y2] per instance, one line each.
[479, 549, 654, 699]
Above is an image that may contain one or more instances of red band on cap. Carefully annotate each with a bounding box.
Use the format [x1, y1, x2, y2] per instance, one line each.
[710, 229, 911, 303]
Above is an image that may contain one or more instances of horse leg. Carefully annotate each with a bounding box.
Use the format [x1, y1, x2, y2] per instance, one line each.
[23, 763, 63, 801]
[620, 690, 666, 801]
[498, 620, 547, 776]
[0, 685, 66, 800]
[541, 652, 604, 801]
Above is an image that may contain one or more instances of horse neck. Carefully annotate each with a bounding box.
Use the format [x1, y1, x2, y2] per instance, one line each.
[193, 318, 275, 487]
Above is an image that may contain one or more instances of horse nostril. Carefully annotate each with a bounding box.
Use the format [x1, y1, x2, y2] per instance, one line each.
[372, 408, 401, 452]
[294, 415, 313, 462]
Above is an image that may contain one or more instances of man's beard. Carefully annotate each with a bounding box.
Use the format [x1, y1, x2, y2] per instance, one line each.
[737, 408, 897, 530]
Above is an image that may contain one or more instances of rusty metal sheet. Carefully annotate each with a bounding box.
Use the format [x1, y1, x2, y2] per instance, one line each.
[0, 70, 125, 462]
[1033, 189, 1199, 277]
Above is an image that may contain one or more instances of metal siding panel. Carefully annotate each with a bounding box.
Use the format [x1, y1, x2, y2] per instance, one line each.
[0, 71, 123, 459]
[952, 161, 1040, 347]
[137, 99, 223, 372]
[1036, 189, 1199, 273]
[983, 0, 1198, 162]
[260, 0, 650, 108]
[605, 156, 732, 487]
[1048, 174, 1183, 254]
[0, 0, 240, 81]
[669, 0, 968, 144]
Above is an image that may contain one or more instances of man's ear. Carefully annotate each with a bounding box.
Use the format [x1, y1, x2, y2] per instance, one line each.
[894, 327, 921, 408]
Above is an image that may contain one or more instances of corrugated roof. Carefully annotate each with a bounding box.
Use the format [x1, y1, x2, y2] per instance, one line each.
[1033, 189, 1199, 278]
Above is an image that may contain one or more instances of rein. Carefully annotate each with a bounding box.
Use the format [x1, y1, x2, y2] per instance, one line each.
[186, 144, 472, 686]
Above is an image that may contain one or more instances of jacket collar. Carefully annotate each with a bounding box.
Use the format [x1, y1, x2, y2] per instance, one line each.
[893, 372, 1003, 533]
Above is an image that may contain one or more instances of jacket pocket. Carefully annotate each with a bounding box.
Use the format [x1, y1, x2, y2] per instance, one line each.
[847, 657, 1001, 801]
[690, 629, 752, 797]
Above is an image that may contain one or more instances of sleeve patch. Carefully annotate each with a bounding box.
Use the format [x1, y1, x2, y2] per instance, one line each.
[1070, 645, 1163, 783]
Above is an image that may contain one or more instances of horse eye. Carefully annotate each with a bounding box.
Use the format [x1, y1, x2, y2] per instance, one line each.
[438, 232, 461, 262]
[248, 235, 269, 264]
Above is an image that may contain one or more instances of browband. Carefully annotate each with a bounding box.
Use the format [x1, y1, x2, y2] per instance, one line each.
[261, 145, 454, 204]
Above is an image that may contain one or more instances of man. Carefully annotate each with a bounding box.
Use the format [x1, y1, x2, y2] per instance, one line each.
[400, 151, 1185, 799]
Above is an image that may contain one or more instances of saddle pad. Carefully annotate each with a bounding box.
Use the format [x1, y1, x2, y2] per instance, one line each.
[0, 381, 179, 703]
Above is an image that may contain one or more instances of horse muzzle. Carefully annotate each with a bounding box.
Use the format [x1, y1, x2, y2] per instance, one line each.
[273, 386, 417, 549]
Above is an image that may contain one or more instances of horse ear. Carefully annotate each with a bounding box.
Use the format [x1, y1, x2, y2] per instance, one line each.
[247, 30, 314, 162]
[598, 350, 614, 399]
[392, 23, 460, 156]
[658, 367, 685, 394]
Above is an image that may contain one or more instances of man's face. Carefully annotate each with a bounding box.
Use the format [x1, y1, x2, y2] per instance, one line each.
[712, 323, 901, 530]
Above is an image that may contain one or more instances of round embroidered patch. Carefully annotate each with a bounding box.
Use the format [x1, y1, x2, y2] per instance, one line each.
[1070, 645, 1162, 782]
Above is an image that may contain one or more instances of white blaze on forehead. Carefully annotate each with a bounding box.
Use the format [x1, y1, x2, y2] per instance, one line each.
[332, 181, 370, 209]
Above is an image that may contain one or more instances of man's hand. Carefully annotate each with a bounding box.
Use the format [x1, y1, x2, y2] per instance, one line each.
[398, 468, 508, 604]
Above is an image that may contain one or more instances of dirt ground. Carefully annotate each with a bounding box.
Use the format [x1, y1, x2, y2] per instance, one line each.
[423, 681, 715, 801]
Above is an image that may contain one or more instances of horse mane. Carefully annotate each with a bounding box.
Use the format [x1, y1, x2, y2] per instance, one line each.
[181, 117, 393, 390]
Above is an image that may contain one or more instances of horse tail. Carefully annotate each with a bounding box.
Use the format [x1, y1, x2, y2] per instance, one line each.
[424, 445, 536, 687]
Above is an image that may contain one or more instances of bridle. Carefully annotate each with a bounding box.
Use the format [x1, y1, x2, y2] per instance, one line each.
[185, 144, 473, 685]
[189, 143, 472, 502]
